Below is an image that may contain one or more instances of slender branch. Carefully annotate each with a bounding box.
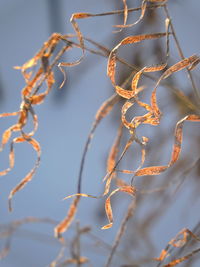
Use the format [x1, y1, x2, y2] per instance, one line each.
[163, 4, 200, 106]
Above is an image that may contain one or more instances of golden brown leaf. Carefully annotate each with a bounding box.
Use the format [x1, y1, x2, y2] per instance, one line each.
[8, 137, 41, 211]
[103, 133, 136, 184]
[0, 124, 19, 151]
[22, 68, 43, 96]
[163, 248, 200, 267]
[162, 55, 200, 80]
[114, 0, 147, 29]
[0, 112, 19, 118]
[126, 115, 200, 178]
[148, 0, 166, 2]
[54, 196, 80, 238]
[102, 186, 136, 230]
[120, 32, 167, 46]
[31, 94, 46, 105]
[107, 123, 123, 174]
[155, 228, 200, 266]
[107, 33, 167, 91]
[69, 13, 85, 65]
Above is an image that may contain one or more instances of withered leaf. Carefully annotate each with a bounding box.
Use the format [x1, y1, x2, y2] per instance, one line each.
[102, 186, 136, 230]
[134, 115, 200, 177]
[107, 123, 123, 174]
[162, 248, 200, 267]
[156, 228, 200, 266]
[107, 33, 167, 90]
[162, 55, 200, 80]
[31, 94, 46, 105]
[54, 196, 80, 238]
[114, 0, 147, 29]
[8, 137, 41, 211]
[0, 124, 20, 151]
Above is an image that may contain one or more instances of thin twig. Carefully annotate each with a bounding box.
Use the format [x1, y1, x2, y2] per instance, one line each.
[163, 4, 200, 106]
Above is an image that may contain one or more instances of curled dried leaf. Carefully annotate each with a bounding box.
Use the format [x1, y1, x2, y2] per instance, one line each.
[107, 123, 123, 174]
[155, 228, 200, 266]
[70, 13, 85, 65]
[54, 196, 80, 238]
[8, 137, 41, 211]
[162, 248, 200, 267]
[162, 55, 200, 80]
[0, 124, 19, 151]
[134, 114, 200, 177]
[107, 33, 167, 90]
[102, 186, 136, 230]
[0, 112, 19, 118]
[114, 0, 147, 29]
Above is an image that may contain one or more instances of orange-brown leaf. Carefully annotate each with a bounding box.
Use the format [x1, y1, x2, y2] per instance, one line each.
[120, 32, 167, 46]
[0, 112, 19, 118]
[54, 196, 80, 238]
[31, 94, 46, 105]
[114, 0, 147, 29]
[102, 186, 136, 229]
[8, 137, 41, 211]
[162, 55, 200, 80]
[107, 123, 123, 173]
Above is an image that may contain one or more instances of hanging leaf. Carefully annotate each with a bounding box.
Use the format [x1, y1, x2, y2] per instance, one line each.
[102, 186, 136, 230]
[8, 137, 41, 211]
[54, 196, 80, 238]
[114, 0, 147, 29]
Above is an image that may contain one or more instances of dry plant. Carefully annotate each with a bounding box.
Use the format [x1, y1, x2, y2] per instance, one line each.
[1, 0, 200, 266]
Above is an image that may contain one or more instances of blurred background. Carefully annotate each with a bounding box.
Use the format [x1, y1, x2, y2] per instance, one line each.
[0, 0, 200, 266]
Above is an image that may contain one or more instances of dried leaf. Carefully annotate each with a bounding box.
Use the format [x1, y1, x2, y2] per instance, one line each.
[107, 33, 167, 89]
[22, 68, 43, 96]
[162, 55, 200, 80]
[63, 193, 97, 200]
[58, 64, 67, 89]
[163, 248, 200, 267]
[105, 124, 123, 195]
[120, 64, 166, 130]
[120, 32, 167, 46]
[113, 0, 129, 32]
[114, 0, 147, 29]
[54, 196, 80, 238]
[148, 0, 167, 2]
[102, 186, 136, 230]
[122, 0, 128, 26]
[103, 133, 136, 185]
[0, 112, 19, 118]
[31, 94, 46, 105]
[150, 56, 200, 122]
[107, 123, 123, 174]
[0, 124, 20, 151]
[155, 228, 200, 266]
[69, 13, 85, 65]
[8, 137, 41, 211]
[120, 115, 200, 178]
